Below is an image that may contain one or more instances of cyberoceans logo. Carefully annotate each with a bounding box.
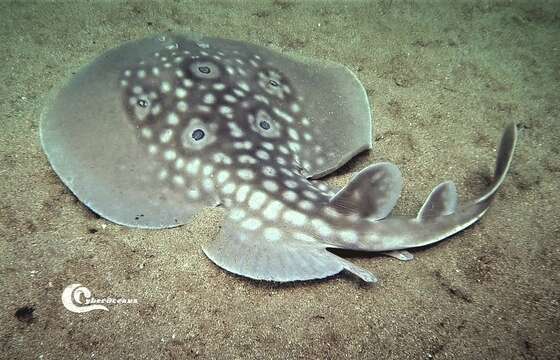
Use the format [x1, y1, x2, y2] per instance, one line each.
[62, 284, 108, 313]
[61, 283, 138, 313]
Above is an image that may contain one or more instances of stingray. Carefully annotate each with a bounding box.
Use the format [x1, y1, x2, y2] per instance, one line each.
[40, 33, 517, 283]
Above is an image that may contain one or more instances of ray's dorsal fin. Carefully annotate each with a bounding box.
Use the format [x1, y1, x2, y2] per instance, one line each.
[416, 181, 458, 220]
[329, 162, 402, 220]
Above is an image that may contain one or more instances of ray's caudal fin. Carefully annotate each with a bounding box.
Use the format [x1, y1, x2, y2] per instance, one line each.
[473, 122, 517, 206]
[417, 122, 517, 219]
[335, 123, 518, 253]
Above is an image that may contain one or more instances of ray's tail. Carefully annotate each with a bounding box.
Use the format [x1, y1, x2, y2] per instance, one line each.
[474, 122, 517, 205]
[329, 123, 518, 252]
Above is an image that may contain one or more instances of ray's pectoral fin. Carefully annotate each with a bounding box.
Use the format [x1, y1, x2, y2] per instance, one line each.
[329, 162, 402, 220]
[202, 217, 376, 283]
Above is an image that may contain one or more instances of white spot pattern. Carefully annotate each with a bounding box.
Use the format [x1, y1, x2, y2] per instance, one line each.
[264, 228, 282, 241]
[248, 191, 267, 210]
[263, 200, 283, 221]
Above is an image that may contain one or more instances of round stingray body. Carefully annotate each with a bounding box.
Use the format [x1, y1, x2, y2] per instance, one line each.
[40, 33, 372, 228]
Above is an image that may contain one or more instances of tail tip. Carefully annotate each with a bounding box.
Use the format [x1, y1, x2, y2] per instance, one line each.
[495, 122, 517, 180]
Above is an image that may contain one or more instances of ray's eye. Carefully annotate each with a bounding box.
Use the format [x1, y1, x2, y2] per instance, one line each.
[268, 79, 279, 87]
[259, 120, 271, 130]
[192, 129, 205, 141]
[198, 66, 210, 74]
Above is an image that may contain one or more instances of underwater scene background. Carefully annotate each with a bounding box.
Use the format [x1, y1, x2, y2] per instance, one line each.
[1, 1, 559, 358]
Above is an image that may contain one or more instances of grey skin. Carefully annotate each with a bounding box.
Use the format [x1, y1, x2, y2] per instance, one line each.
[204, 124, 517, 283]
[40, 33, 517, 283]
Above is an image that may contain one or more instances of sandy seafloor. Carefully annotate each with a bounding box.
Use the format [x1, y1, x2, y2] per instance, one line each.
[1, 0, 559, 359]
